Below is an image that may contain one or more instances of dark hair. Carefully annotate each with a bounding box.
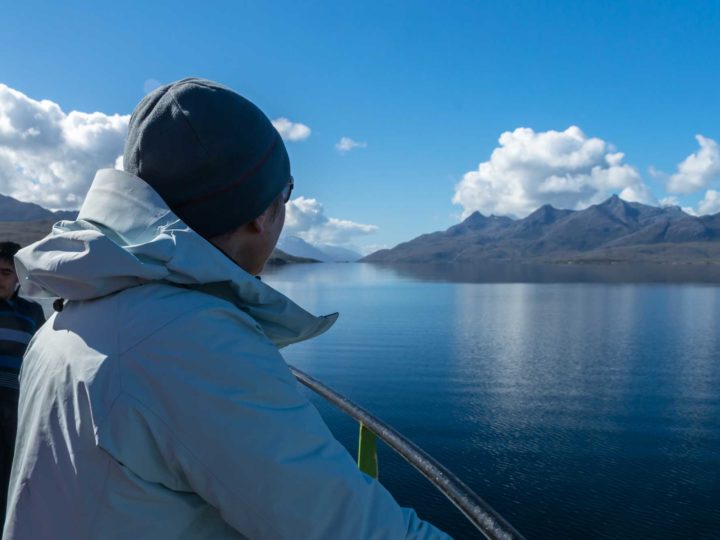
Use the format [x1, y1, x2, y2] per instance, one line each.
[0, 242, 21, 265]
[267, 190, 285, 222]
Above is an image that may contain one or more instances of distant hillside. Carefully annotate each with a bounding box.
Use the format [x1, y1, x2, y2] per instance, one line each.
[277, 235, 361, 262]
[266, 248, 320, 265]
[0, 193, 77, 221]
[363, 196, 720, 264]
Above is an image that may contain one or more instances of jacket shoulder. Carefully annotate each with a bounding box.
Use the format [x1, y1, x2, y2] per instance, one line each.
[113, 282, 263, 355]
[96, 282, 294, 487]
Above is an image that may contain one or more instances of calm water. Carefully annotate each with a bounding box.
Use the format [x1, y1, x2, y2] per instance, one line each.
[263, 263, 720, 540]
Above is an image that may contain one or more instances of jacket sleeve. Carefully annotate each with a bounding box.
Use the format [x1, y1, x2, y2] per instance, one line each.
[105, 304, 453, 540]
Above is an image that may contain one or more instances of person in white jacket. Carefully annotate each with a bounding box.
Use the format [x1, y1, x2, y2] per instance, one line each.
[2, 78, 451, 539]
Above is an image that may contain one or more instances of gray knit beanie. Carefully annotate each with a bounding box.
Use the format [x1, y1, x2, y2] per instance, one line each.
[123, 78, 290, 238]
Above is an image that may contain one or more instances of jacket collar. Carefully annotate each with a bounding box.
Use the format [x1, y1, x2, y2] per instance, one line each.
[16, 169, 337, 348]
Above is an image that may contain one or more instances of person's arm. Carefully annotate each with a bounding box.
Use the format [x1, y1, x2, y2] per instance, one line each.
[102, 305, 452, 540]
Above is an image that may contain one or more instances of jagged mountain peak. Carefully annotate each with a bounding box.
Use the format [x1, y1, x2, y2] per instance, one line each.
[525, 204, 573, 223]
[446, 210, 514, 237]
[597, 194, 661, 212]
[598, 194, 627, 208]
[463, 210, 487, 224]
[591, 194, 642, 224]
[595, 195, 691, 226]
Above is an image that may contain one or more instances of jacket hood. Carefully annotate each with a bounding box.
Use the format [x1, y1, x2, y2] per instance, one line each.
[15, 169, 337, 347]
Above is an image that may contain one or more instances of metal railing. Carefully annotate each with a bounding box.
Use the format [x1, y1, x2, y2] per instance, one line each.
[290, 366, 526, 540]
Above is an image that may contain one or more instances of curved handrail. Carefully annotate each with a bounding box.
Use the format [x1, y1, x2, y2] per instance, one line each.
[290, 365, 525, 540]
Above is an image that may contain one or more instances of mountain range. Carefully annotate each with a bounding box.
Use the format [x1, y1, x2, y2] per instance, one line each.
[277, 236, 362, 262]
[0, 193, 78, 221]
[363, 196, 720, 264]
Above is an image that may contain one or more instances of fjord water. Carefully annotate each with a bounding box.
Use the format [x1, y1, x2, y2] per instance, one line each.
[263, 262, 720, 540]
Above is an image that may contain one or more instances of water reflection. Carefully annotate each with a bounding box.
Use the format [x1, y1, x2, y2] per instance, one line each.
[265, 263, 720, 539]
[365, 261, 720, 284]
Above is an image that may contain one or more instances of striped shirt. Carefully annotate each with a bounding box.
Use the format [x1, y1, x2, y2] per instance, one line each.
[0, 292, 45, 391]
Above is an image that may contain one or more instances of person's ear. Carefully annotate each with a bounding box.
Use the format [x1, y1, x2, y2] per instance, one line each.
[248, 208, 269, 234]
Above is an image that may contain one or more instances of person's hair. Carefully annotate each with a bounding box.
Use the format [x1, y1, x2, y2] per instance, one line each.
[266, 191, 285, 222]
[0, 241, 21, 265]
[210, 192, 285, 247]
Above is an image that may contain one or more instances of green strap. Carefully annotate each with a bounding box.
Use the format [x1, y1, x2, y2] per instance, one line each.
[357, 422, 378, 479]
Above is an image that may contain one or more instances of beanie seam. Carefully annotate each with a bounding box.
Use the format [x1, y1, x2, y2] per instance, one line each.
[174, 134, 280, 210]
[168, 87, 212, 166]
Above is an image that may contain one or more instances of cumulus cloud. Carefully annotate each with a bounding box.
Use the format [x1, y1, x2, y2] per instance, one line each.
[666, 135, 720, 194]
[0, 83, 129, 209]
[648, 165, 666, 180]
[272, 117, 311, 142]
[697, 190, 720, 215]
[284, 196, 378, 245]
[452, 126, 656, 219]
[335, 137, 367, 153]
[660, 196, 680, 207]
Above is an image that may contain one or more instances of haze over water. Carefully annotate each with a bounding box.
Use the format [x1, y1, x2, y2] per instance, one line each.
[264, 262, 720, 540]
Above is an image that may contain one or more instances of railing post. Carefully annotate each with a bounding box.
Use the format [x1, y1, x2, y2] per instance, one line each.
[357, 422, 378, 478]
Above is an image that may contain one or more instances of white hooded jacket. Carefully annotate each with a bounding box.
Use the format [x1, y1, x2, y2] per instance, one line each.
[3, 169, 451, 540]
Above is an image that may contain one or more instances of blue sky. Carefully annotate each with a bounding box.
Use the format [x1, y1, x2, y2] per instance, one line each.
[1, 1, 719, 252]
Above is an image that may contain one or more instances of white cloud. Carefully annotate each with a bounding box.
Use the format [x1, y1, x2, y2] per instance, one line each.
[648, 165, 666, 180]
[335, 137, 367, 153]
[697, 189, 720, 215]
[666, 135, 720, 194]
[272, 117, 311, 142]
[284, 196, 378, 245]
[659, 196, 680, 207]
[0, 83, 129, 209]
[452, 126, 656, 219]
[618, 184, 657, 205]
